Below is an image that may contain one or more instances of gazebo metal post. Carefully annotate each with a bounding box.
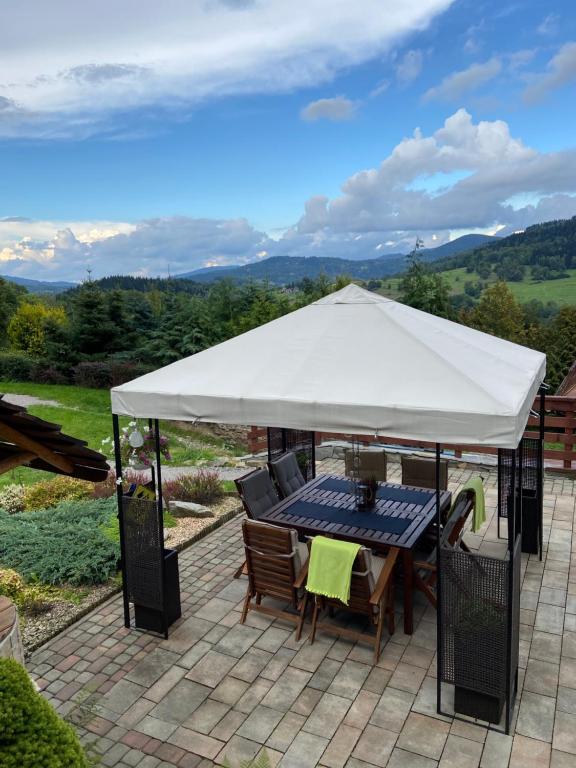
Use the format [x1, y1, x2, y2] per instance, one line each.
[435, 443, 443, 716]
[539, 388, 546, 560]
[112, 414, 130, 629]
[505, 446, 517, 734]
[149, 418, 156, 494]
[153, 418, 168, 639]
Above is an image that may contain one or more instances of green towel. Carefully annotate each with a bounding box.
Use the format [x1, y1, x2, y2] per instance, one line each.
[306, 536, 361, 605]
[461, 476, 485, 533]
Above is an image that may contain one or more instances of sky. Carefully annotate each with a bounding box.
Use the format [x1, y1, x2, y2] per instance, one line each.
[1, 0, 576, 281]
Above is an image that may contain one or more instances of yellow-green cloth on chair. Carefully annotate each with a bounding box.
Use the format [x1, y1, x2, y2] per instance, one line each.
[306, 536, 361, 605]
[461, 476, 485, 533]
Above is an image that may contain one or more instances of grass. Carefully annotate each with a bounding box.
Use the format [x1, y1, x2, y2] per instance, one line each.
[0, 380, 244, 489]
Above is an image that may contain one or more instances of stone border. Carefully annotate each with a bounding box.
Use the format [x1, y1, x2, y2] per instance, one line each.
[25, 505, 243, 655]
[0, 598, 25, 663]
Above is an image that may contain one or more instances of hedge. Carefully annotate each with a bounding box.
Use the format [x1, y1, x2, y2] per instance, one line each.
[0, 658, 89, 768]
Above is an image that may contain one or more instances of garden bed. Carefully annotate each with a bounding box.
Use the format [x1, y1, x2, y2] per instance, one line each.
[18, 495, 241, 653]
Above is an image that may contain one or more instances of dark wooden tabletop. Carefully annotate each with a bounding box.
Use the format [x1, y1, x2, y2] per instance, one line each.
[259, 474, 452, 552]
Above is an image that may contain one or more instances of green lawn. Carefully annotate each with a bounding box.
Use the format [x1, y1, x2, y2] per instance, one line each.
[0, 381, 243, 489]
[379, 268, 576, 307]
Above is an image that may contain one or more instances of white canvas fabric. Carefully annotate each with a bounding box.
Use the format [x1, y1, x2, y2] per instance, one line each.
[111, 284, 546, 448]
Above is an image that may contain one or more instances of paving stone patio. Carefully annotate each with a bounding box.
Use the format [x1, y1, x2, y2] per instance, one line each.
[27, 458, 576, 767]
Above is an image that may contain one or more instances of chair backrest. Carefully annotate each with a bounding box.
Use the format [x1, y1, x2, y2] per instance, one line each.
[242, 519, 301, 603]
[268, 452, 306, 499]
[344, 449, 387, 482]
[401, 455, 448, 490]
[442, 488, 475, 548]
[235, 468, 279, 520]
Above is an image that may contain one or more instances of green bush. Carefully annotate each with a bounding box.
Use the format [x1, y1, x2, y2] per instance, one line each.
[22, 476, 93, 512]
[0, 484, 25, 514]
[0, 658, 89, 768]
[0, 498, 119, 586]
[0, 568, 53, 615]
[0, 352, 39, 382]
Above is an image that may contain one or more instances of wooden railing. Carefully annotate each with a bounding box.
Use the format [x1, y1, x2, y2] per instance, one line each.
[247, 395, 576, 472]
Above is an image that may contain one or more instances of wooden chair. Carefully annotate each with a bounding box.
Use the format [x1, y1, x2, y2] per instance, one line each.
[412, 489, 475, 608]
[241, 519, 310, 640]
[401, 455, 448, 491]
[344, 448, 387, 482]
[308, 546, 399, 664]
[268, 451, 306, 499]
[233, 467, 280, 578]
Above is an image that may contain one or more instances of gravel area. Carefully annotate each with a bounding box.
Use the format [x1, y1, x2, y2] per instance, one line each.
[20, 495, 242, 654]
[1, 393, 63, 409]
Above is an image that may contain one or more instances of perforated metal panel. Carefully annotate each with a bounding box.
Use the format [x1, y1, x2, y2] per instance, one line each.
[267, 428, 315, 481]
[498, 437, 541, 520]
[439, 547, 509, 698]
[122, 496, 163, 611]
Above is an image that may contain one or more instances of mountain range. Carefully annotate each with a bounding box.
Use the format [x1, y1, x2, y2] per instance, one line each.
[177, 233, 498, 285]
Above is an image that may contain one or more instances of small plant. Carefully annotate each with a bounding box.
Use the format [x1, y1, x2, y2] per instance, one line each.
[0, 484, 25, 515]
[0, 658, 89, 767]
[22, 476, 93, 512]
[91, 469, 150, 499]
[221, 750, 271, 768]
[163, 470, 224, 505]
[0, 568, 79, 616]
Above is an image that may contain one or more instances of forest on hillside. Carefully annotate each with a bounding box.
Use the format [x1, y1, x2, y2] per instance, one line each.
[1, 260, 575, 393]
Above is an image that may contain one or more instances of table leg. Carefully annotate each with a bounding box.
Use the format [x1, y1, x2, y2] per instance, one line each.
[403, 549, 414, 635]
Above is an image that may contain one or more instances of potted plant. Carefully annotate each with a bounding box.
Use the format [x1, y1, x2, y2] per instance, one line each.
[296, 450, 310, 481]
[452, 596, 506, 723]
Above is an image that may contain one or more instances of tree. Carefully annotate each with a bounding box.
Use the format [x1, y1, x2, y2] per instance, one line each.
[462, 282, 525, 344]
[7, 302, 66, 356]
[71, 280, 115, 356]
[545, 307, 576, 391]
[399, 242, 452, 317]
[0, 278, 25, 345]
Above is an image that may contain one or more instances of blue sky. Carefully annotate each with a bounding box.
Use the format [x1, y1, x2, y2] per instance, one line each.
[1, 0, 576, 280]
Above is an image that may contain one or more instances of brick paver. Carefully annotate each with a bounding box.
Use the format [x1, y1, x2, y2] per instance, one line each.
[26, 456, 576, 767]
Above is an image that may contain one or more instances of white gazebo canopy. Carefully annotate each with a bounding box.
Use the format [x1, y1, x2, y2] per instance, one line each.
[111, 284, 546, 449]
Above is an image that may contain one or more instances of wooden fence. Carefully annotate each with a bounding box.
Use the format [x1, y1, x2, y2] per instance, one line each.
[247, 395, 576, 472]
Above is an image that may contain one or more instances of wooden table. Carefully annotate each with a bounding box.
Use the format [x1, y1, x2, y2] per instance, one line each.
[259, 474, 451, 634]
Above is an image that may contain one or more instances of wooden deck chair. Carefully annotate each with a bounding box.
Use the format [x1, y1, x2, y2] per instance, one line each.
[412, 489, 475, 608]
[233, 468, 280, 578]
[309, 546, 399, 664]
[268, 451, 306, 499]
[241, 519, 310, 640]
[344, 448, 387, 482]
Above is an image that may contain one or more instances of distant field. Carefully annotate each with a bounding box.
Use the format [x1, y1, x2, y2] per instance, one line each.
[379, 268, 576, 306]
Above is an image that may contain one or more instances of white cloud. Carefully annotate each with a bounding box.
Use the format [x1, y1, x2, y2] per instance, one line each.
[301, 96, 357, 122]
[3, 110, 576, 277]
[537, 13, 560, 37]
[396, 49, 424, 84]
[295, 108, 576, 243]
[423, 58, 501, 102]
[523, 42, 576, 104]
[0, 0, 455, 138]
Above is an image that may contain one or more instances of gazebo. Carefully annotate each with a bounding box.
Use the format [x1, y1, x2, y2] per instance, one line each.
[111, 283, 546, 732]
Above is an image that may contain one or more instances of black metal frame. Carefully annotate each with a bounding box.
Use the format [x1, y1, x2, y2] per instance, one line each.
[497, 387, 546, 561]
[267, 428, 316, 481]
[437, 388, 543, 733]
[112, 415, 177, 639]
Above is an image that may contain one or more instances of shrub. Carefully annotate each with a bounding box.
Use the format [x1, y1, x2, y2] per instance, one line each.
[0, 484, 25, 515]
[22, 476, 94, 512]
[91, 469, 151, 499]
[72, 361, 113, 389]
[163, 470, 224, 505]
[0, 498, 119, 586]
[0, 352, 39, 382]
[0, 658, 89, 768]
[0, 568, 52, 615]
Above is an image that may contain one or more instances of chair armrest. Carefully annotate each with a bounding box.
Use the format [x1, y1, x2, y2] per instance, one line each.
[414, 561, 436, 572]
[294, 559, 309, 589]
[370, 547, 400, 605]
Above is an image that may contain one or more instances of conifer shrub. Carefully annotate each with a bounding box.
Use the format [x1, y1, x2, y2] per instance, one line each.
[22, 476, 93, 512]
[0, 658, 89, 768]
[0, 499, 118, 586]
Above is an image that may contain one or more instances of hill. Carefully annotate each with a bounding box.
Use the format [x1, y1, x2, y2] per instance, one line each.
[1, 275, 76, 294]
[178, 233, 498, 285]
